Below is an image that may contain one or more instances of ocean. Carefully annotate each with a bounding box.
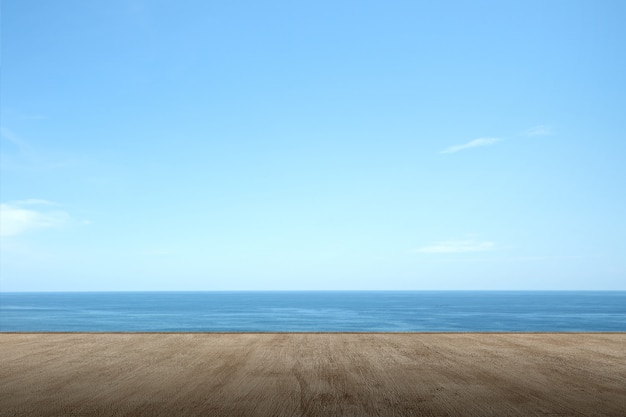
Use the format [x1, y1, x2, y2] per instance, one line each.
[1, 291, 625, 332]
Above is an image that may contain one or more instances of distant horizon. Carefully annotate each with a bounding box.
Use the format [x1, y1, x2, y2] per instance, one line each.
[3, 289, 625, 293]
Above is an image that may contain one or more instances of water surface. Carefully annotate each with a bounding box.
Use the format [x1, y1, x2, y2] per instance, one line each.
[1, 291, 624, 332]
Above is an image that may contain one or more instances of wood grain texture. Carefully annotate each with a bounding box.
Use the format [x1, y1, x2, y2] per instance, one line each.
[1, 333, 625, 416]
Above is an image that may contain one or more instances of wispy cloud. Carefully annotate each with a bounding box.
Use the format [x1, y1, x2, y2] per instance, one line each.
[11, 199, 58, 206]
[1, 126, 84, 172]
[1, 126, 37, 171]
[0, 126, 29, 148]
[0, 200, 69, 238]
[139, 248, 179, 257]
[525, 125, 553, 137]
[21, 115, 48, 121]
[440, 138, 500, 154]
[415, 240, 495, 253]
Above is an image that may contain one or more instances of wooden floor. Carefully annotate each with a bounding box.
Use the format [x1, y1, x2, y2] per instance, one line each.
[1, 333, 625, 416]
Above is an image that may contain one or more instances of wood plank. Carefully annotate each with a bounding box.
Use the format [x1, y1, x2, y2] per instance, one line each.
[1, 334, 625, 416]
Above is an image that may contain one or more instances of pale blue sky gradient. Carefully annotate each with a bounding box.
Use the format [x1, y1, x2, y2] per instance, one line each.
[1, 0, 625, 291]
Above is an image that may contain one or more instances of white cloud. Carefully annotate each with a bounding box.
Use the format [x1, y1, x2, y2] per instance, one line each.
[525, 125, 553, 137]
[440, 138, 500, 154]
[415, 240, 495, 253]
[0, 201, 69, 237]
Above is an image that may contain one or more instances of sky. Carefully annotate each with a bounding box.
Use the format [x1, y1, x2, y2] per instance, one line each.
[1, 0, 625, 291]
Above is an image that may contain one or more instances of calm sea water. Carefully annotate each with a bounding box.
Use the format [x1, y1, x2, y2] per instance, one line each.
[1, 291, 625, 332]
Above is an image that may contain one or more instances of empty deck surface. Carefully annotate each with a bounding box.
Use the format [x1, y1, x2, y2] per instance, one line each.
[1, 333, 625, 416]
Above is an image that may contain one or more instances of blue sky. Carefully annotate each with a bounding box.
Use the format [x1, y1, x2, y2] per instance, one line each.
[1, 0, 625, 291]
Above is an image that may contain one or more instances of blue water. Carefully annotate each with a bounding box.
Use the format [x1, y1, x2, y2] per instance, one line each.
[1, 291, 625, 332]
